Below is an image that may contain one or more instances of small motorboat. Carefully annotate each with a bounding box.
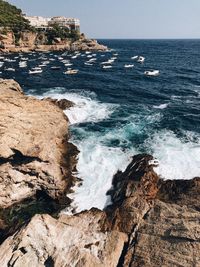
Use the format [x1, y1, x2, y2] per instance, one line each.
[124, 64, 134, 68]
[84, 62, 93, 66]
[65, 63, 73, 67]
[103, 65, 112, 69]
[51, 66, 61, 70]
[29, 69, 43, 74]
[32, 67, 42, 70]
[5, 68, 15, 71]
[64, 69, 79, 75]
[144, 70, 160, 76]
[137, 56, 145, 63]
[131, 56, 138, 60]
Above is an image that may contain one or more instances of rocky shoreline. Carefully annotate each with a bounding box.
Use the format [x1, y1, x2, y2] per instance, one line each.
[0, 31, 107, 53]
[0, 79, 199, 266]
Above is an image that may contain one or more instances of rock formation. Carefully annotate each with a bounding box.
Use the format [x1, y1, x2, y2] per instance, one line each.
[0, 79, 78, 241]
[0, 31, 107, 53]
[0, 79, 199, 266]
[0, 149, 199, 266]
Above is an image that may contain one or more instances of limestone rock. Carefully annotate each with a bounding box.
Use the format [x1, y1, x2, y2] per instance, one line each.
[0, 212, 127, 267]
[0, 79, 78, 240]
[106, 154, 200, 267]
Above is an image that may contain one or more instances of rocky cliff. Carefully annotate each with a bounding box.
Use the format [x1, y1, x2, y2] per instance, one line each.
[0, 79, 199, 267]
[0, 31, 107, 53]
[0, 79, 78, 242]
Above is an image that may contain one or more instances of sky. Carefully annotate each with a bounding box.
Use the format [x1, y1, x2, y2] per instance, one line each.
[8, 0, 200, 39]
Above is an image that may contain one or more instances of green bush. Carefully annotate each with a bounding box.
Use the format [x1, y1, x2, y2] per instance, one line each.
[0, 0, 31, 31]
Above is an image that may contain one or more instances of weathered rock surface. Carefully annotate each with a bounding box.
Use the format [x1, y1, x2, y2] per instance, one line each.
[43, 97, 75, 110]
[0, 152, 199, 266]
[0, 212, 127, 267]
[0, 80, 199, 266]
[0, 79, 78, 240]
[0, 31, 107, 53]
[106, 154, 200, 267]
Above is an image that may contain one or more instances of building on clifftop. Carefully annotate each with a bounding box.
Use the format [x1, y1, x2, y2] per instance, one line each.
[24, 15, 80, 32]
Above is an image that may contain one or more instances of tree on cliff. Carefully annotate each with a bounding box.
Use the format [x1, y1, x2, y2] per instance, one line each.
[0, 0, 31, 31]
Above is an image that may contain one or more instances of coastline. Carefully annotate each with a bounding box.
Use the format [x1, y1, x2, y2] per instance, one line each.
[0, 78, 199, 266]
[0, 32, 108, 53]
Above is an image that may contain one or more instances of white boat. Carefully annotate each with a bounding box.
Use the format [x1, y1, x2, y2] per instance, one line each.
[88, 58, 96, 62]
[137, 56, 145, 63]
[85, 51, 91, 54]
[5, 68, 15, 71]
[124, 64, 134, 68]
[64, 69, 79, 75]
[71, 56, 78, 59]
[32, 67, 42, 70]
[29, 69, 43, 74]
[103, 65, 112, 69]
[65, 63, 73, 67]
[113, 53, 118, 56]
[4, 59, 16, 62]
[51, 66, 61, 70]
[101, 59, 114, 65]
[87, 55, 93, 58]
[84, 62, 93, 66]
[131, 56, 138, 60]
[144, 70, 160, 76]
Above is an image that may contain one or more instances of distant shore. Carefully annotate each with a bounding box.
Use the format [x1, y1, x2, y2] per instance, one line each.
[0, 31, 107, 53]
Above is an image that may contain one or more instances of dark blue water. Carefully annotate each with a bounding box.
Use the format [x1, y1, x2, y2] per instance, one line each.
[1, 40, 200, 211]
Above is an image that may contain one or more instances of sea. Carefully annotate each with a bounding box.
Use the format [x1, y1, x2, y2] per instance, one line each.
[1, 39, 200, 213]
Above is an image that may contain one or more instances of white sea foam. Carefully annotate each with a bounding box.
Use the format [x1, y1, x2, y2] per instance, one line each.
[38, 88, 200, 213]
[65, 137, 133, 213]
[153, 103, 168, 109]
[42, 90, 116, 124]
[149, 130, 200, 180]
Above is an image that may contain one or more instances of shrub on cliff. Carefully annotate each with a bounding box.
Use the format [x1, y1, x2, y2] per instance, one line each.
[46, 24, 80, 44]
[0, 0, 31, 31]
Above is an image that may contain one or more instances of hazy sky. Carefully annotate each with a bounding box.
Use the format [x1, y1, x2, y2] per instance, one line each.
[8, 0, 200, 39]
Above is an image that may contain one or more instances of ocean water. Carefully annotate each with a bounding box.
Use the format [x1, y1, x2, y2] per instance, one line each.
[1, 39, 200, 212]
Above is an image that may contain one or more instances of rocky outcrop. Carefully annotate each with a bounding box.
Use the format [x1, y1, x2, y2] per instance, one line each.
[43, 97, 75, 110]
[0, 152, 199, 266]
[0, 80, 199, 266]
[0, 31, 107, 53]
[0, 211, 127, 267]
[0, 79, 78, 241]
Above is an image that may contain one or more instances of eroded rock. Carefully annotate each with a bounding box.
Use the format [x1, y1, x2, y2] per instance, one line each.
[0, 212, 127, 267]
[0, 79, 78, 241]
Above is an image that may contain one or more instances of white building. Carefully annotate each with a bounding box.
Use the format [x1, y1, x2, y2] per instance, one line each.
[25, 16, 51, 28]
[49, 17, 80, 31]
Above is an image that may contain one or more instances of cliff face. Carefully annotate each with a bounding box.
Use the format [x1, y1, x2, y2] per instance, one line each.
[0, 31, 107, 52]
[0, 79, 199, 266]
[0, 79, 78, 241]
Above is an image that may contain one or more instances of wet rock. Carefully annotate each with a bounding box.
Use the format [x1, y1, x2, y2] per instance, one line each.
[43, 97, 75, 110]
